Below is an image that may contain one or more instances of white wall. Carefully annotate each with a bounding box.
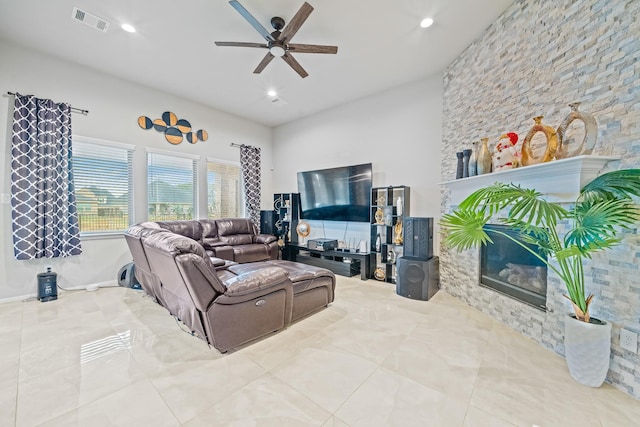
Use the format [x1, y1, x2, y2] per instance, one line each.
[272, 75, 443, 248]
[0, 40, 273, 300]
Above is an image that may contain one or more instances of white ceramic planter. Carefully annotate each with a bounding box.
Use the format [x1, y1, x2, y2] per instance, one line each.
[564, 315, 612, 387]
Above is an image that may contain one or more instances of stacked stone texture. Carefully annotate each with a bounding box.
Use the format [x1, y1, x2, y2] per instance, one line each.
[440, 0, 640, 397]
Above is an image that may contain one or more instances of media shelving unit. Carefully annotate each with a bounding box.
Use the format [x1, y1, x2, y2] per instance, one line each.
[370, 185, 410, 283]
[273, 193, 300, 259]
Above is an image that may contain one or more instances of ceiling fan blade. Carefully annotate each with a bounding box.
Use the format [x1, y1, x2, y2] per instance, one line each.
[215, 42, 268, 49]
[253, 52, 275, 74]
[288, 43, 338, 54]
[279, 2, 313, 43]
[229, 0, 275, 42]
[282, 52, 308, 78]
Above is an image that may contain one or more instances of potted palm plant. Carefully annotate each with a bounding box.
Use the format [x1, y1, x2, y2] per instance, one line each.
[440, 168, 640, 387]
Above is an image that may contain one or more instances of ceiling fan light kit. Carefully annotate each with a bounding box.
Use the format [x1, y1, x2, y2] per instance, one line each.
[215, 1, 338, 78]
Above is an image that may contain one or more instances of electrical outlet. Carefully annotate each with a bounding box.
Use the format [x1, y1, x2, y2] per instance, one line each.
[620, 329, 638, 353]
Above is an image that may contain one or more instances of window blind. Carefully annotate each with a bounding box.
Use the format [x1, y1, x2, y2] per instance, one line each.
[147, 152, 197, 221]
[72, 140, 133, 233]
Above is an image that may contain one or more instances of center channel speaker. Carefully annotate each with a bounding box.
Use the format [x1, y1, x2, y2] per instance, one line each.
[396, 256, 439, 301]
[403, 217, 433, 260]
[260, 210, 276, 235]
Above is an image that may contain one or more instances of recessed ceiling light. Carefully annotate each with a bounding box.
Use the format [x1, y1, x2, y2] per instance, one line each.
[420, 18, 434, 28]
[121, 23, 136, 33]
[267, 89, 277, 97]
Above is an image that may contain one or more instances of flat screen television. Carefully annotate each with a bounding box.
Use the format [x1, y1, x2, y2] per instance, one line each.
[297, 163, 372, 222]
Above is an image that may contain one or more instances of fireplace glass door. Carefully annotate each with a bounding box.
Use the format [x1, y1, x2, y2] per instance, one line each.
[480, 224, 547, 310]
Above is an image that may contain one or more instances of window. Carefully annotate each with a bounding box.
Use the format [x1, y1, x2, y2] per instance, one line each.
[207, 159, 244, 218]
[72, 137, 134, 234]
[147, 150, 198, 221]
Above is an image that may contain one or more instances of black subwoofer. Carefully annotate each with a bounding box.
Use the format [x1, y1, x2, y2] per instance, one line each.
[396, 256, 439, 301]
[260, 210, 276, 235]
[403, 217, 433, 260]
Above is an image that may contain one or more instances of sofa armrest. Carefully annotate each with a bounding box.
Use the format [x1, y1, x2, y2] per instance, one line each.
[208, 256, 227, 268]
[211, 245, 234, 261]
[214, 267, 291, 305]
[254, 234, 277, 244]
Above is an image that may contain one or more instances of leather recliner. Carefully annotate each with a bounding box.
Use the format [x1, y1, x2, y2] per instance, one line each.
[139, 229, 293, 352]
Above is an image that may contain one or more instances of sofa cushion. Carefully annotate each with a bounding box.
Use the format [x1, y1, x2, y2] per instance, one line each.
[143, 230, 208, 259]
[153, 220, 203, 242]
[200, 219, 222, 249]
[216, 218, 255, 245]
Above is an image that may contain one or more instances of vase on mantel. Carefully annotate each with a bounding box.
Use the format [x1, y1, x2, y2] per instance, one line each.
[556, 102, 597, 159]
[477, 137, 492, 175]
[469, 141, 478, 177]
[462, 149, 472, 178]
[455, 152, 464, 179]
[522, 116, 558, 166]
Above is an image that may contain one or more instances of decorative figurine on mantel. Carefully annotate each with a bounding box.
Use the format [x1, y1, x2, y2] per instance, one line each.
[492, 132, 519, 172]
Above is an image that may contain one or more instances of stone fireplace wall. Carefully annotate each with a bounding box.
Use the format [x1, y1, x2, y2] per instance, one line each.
[440, 0, 640, 397]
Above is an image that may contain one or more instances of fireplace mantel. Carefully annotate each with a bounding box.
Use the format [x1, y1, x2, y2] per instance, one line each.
[441, 155, 620, 205]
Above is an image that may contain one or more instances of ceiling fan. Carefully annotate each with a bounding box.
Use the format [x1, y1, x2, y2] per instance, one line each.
[215, 1, 338, 78]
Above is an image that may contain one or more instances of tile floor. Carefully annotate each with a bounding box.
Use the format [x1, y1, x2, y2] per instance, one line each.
[1, 276, 639, 426]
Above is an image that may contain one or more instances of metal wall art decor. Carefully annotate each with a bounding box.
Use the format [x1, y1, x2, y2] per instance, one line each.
[556, 102, 597, 159]
[521, 116, 558, 166]
[138, 111, 209, 145]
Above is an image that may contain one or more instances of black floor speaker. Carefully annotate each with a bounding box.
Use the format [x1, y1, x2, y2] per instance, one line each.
[396, 256, 439, 301]
[260, 210, 276, 235]
[403, 217, 433, 260]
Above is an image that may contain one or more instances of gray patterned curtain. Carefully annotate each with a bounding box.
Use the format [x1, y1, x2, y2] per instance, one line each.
[239, 144, 261, 228]
[10, 93, 82, 260]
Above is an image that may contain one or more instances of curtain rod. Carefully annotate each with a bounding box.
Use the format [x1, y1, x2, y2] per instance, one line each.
[6, 92, 89, 115]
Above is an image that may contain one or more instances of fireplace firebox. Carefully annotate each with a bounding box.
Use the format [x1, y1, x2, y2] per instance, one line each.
[480, 224, 547, 310]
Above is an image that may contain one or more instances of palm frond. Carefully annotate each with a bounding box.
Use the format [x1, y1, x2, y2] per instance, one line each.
[440, 209, 492, 251]
[567, 199, 640, 250]
[580, 169, 640, 203]
[459, 183, 533, 216]
[499, 218, 555, 252]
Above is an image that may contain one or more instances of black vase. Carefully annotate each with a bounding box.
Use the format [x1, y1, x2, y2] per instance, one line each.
[462, 149, 472, 178]
[456, 151, 464, 179]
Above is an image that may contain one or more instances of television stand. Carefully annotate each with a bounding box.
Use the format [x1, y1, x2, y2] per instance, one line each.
[284, 244, 374, 280]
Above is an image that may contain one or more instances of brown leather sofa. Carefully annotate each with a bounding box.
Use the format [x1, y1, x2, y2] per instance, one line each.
[142, 218, 279, 263]
[124, 219, 335, 352]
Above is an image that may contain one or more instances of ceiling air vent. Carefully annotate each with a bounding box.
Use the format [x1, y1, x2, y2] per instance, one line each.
[71, 7, 110, 32]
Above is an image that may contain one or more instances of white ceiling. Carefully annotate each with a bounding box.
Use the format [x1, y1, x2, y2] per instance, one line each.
[0, 0, 513, 127]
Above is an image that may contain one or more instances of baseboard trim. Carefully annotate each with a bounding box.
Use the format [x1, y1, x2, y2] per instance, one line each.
[0, 280, 120, 304]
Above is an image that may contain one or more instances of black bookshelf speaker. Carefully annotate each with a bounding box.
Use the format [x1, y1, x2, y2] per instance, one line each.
[396, 256, 439, 301]
[260, 210, 276, 235]
[403, 217, 433, 260]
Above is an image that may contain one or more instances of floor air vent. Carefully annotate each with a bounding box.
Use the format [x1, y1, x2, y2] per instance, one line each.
[71, 7, 110, 32]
